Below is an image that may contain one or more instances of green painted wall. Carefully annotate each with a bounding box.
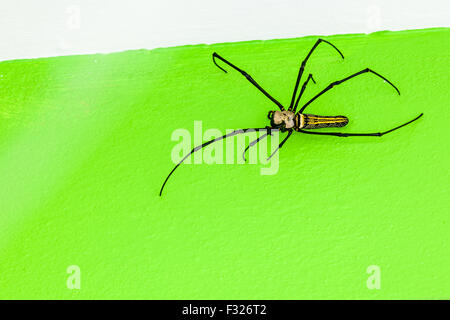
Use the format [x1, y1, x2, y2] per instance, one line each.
[0, 28, 448, 299]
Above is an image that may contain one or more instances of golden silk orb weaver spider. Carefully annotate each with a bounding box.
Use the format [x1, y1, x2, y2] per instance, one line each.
[160, 39, 423, 196]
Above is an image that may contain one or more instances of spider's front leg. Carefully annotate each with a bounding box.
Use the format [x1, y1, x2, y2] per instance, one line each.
[212, 53, 286, 112]
[288, 38, 344, 112]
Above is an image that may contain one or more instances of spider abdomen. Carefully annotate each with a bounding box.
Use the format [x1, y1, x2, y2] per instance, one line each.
[296, 113, 349, 130]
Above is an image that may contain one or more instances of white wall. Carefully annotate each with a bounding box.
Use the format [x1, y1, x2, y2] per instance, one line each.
[0, 0, 448, 61]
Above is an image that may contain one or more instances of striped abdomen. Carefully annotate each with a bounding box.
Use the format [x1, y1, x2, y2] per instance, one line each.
[296, 113, 349, 130]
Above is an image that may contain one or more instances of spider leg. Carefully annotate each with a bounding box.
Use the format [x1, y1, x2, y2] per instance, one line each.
[298, 68, 400, 114]
[242, 130, 272, 162]
[212, 52, 286, 111]
[288, 38, 344, 111]
[160, 127, 268, 196]
[292, 73, 316, 113]
[267, 129, 293, 161]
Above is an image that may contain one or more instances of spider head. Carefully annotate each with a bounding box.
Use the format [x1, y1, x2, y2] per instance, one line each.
[267, 110, 295, 132]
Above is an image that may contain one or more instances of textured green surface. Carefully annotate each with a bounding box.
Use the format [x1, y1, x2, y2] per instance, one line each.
[0, 28, 449, 299]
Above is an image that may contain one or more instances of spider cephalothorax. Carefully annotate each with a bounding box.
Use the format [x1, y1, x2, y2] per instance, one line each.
[267, 110, 295, 132]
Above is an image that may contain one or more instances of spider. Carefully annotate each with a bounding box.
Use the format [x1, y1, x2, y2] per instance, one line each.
[160, 39, 423, 196]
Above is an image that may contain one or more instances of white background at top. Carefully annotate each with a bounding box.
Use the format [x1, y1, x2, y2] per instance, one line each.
[0, 0, 448, 61]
